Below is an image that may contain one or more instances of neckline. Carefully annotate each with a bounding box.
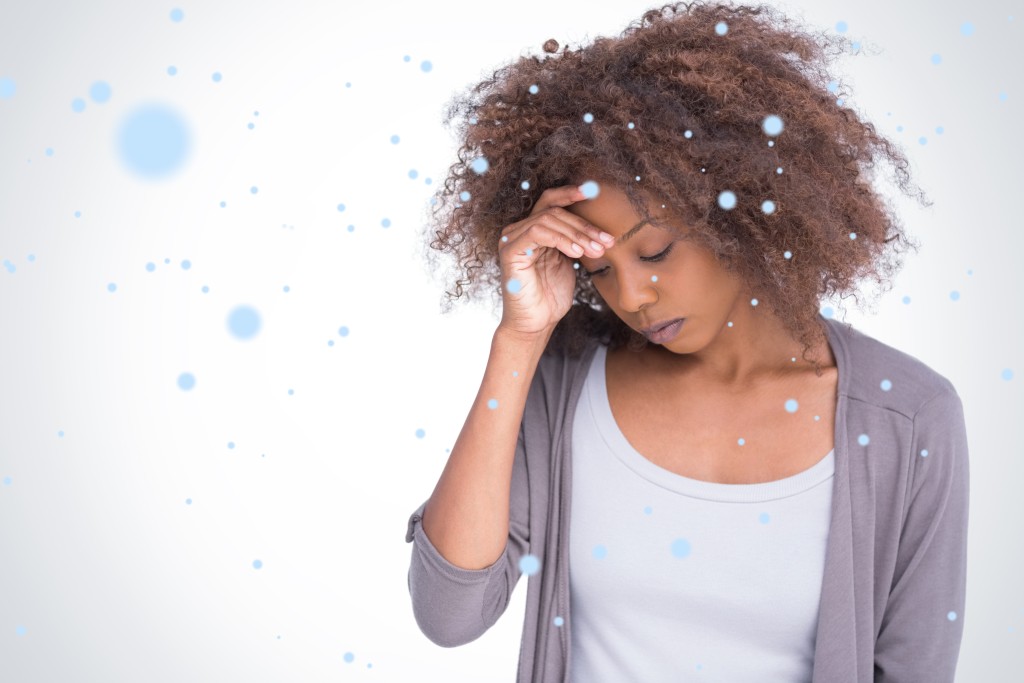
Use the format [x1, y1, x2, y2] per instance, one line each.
[584, 313, 845, 502]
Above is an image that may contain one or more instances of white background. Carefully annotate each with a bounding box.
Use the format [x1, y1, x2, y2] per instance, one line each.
[0, 1, 1020, 681]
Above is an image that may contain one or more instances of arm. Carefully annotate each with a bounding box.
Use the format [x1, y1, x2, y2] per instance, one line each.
[874, 387, 970, 682]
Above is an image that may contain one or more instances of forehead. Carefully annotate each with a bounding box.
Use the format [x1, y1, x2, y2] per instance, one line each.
[565, 182, 674, 238]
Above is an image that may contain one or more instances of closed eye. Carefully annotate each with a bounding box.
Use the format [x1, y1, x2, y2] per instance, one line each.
[581, 242, 675, 277]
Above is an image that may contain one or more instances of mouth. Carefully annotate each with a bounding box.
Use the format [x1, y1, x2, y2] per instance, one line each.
[641, 318, 685, 343]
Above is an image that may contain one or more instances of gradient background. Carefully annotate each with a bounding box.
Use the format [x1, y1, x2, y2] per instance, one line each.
[0, 1, 1019, 681]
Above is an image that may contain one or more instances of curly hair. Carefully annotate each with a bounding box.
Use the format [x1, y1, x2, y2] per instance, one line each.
[417, 0, 928, 376]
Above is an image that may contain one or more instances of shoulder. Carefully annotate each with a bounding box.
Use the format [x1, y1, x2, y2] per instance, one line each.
[827, 317, 960, 419]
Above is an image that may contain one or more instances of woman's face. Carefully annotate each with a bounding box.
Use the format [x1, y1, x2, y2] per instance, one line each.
[565, 181, 749, 354]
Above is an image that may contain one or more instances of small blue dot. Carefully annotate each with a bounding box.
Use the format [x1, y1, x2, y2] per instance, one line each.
[960, 22, 974, 37]
[670, 538, 691, 558]
[343, 652, 354, 663]
[835, 20, 848, 33]
[1001, 368, 1013, 381]
[167, 66, 178, 76]
[381, 218, 391, 228]
[337, 203, 346, 212]
[181, 259, 191, 270]
[950, 290, 960, 301]
[415, 428, 425, 439]
[519, 554, 540, 575]
[553, 616, 564, 626]
[931, 54, 942, 65]
[250, 186, 258, 194]
[107, 282, 117, 292]
[0, 77, 16, 98]
[338, 325, 350, 337]
[146, 261, 157, 273]
[390, 134, 400, 144]
[592, 544, 607, 559]
[178, 372, 196, 390]
[785, 398, 798, 413]
[212, 72, 223, 82]
[90, 81, 112, 103]
[228, 442, 235, 449]
[170, 8, 184, 22]
[45, 147, 54, 156]
[420, 60, 432, 72]
[408, 169, 418, 179]
[71, 98, 86, 113]
[252, 559, 262, 569]
[219, 201, 226, 208]
[880, 379, 892, 391]
[487, 398, 498, 410]
[858, 433, 870, 446]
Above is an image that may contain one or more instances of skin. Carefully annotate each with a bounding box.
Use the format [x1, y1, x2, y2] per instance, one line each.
[566, 181, 836, 391]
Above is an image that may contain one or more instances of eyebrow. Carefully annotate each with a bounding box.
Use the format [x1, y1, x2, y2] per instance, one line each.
[616, 217, 668, 244]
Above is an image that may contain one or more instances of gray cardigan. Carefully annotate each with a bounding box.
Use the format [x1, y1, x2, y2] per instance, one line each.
[406, 314, 969, 681]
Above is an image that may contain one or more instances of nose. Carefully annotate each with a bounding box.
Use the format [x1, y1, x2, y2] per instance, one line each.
[609, 271, 659, 314]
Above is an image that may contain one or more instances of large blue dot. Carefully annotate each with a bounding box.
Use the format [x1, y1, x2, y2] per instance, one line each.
[0, 77, 16, 98]
[178, 372, 196, 390]
[228, 305, 262, 339]
[116, 103, 192, 178]
[170, 8, 184, 22]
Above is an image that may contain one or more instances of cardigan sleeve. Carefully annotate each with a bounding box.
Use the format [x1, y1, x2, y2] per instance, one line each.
[404, 415, 533, 648]
[874, 387, 970, 682]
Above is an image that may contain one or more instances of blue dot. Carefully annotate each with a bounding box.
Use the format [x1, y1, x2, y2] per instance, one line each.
[90, 81, 112, 103]
[880, 379, 892, 391]
[45, 147, 54, 156]
[408, 169, 418, 179]
[643, 506, 653, 515]
[758, 512, 771, 524]
[858, 433, 870, 446]
[471, 156, 489, 174]
[403, 55, 411, 62]
[74, 211, 81, 217]
[947, 610, 958, 621]
[835, 20, 848, 33]
[71, 98, 86, 112]
[931, 54, 942, 65]
[420, 60, 432, 72]
[212, 72, 223, 82]
[15, 625, 26, 636]
[381, 218, 391, 228]
[762, 114, 784, 135]
[670, 538, 691, 558]
[282, 285, 290, 293]
[919, 136, 928, 145]
[219, 201, 226, 207]
[170, 8, 184, 22]
[960, 22, 974, 37]
[27, 254, 35, 262]
[583, 112, 594, 123]
[920, 449, 929, 458]
[107, 282, 117, 292]
[337, 203, 346, 212]
[227, 305, 261, 339]
[116, 103, 192, 178]
[520, 180, 530, 189]
[252, 559, 262, 569]
[487, 398, 498, 410]
[1001, 368, 1013, 381]
[228, 442, 235, 449]
[459, 190, 471, 201]
[247, 122, 254, 130]
[0, 77, 16, 98]
[592, 544, 607, 559]
[201, 285, 209, 293]
[827, 80, 839, 93]
[580, 180, 600, 198]
[529, 84, 539, 94]
[553, 616, 564, 626]
[761, 199, 776, 214]
[415, 428, 425, 439]
[519, 554, 540, 575]
[343, 652, 354, 663]
[949, 290, 960, 301]
[715, 21, 728, 35]
[167, 66, 177, 76]
[181, 259, 191, 270]
[717, 190, 737, 210]
[250, 186, 258, 194]
[57, 430, 64, 438]
[936, 126, 944, 134]
[785, 398, 798, 413]
[338, 326, 349, 337]
[390, 134, 400, 144]
[185, 498, 192, 504]
[178, 372, 196, 390]
[506, 278, 522, 294]
[902, 295, 911, 304]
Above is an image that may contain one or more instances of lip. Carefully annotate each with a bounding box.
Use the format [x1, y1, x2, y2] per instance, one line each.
[639, 318, 685, 336]
[641, 318, 685, 343]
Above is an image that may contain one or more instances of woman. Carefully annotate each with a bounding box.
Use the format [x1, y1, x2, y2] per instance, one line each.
[405, 2, 970, 681]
